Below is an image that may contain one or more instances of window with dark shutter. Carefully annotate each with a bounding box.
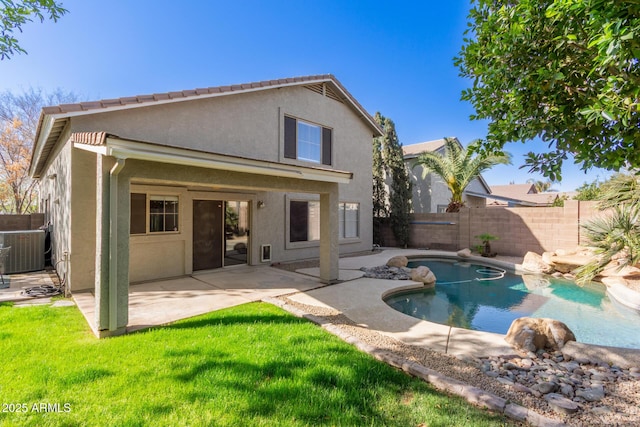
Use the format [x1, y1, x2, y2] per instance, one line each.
[130, 193, 147, 234]
[284, 116, 297, 159]
[322, 127, 332, 165]
[289, 200, 309, 242]
[284, 115, 332, 165]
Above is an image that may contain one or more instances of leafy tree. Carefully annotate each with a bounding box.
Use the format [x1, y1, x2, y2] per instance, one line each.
[372, 123, 387, 245]
[456, 0, 640, 181]
[573, 179, 602, 201]
[374, 112, 412, 248]
[576, 173, 640, 284]
[1, 0, 68, 60]
[0, 118, 36, 213]
[412, 138, 511, 212]
[0, 87, 77, 213]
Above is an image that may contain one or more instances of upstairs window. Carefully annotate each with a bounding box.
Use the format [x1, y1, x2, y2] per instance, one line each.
[284, 116, 332, 165]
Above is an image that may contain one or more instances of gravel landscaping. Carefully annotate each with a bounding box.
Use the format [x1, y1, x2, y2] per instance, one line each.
[272, 253, 640, 426]
[275, 295, 640, 426]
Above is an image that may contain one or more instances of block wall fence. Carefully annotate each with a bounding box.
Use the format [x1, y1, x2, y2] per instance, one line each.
[380, 200, 602, 257]
[0, 213, 45, 231]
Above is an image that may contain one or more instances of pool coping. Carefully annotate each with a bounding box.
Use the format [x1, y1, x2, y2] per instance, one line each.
[289, 249, 640, 368]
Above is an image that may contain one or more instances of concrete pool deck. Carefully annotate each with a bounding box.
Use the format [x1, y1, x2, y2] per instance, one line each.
[289, 249, 640, 367]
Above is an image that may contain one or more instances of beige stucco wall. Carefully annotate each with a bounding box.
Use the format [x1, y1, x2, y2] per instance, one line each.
[37, 134, 72, 287]
[37, 82, 375, 330]
[70, 84, 373, 279]
[37, 136, 98, 292]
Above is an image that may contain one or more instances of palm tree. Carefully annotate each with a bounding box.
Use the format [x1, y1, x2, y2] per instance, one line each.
[526, 178, 557, 193]
[412, 138, 511, 212]
[576, 173, 640, 284]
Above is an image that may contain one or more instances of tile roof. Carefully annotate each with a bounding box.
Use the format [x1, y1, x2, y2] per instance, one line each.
[69, 132, 111, 146]
[402, 139, 448, 157]
[30, 74, 382, 178]
[40, 75, 373, 121]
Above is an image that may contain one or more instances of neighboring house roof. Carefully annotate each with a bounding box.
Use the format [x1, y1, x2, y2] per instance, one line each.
[30, 74, 383, 178]
[490, 183, 538, 197]
[469, 183, 576, 207]
[402, 137, 492, 195]
[402, 138, 448, 158]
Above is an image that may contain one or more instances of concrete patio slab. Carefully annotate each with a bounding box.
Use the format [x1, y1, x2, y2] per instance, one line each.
[73, 265, 325, 335]
[295, 267, 364, 281]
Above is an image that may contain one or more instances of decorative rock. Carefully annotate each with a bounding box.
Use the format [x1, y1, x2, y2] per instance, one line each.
[497, 377, 514, 386]
[522, 251, 554, 274]
[386, 255, 408, 268]
[410, 266, 436, 287]
[505, 317, 576, 352]
[360, 265, 411, 280]
[542, 251, 556, 265]
[545, 393, 579, 414]
[457, 248, 472, 258]
[532, 381, 559, 394]
[576, 385, 605, 402]
[560, 383, 575, 398]
[503, 362, 519, 370]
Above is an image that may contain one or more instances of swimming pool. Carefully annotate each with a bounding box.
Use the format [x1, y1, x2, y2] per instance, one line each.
[384, 258, 640, 349]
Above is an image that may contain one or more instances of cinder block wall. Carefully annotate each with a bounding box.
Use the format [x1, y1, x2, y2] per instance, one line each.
[0, 213, 45, 231]
[380, 201, 602, 257]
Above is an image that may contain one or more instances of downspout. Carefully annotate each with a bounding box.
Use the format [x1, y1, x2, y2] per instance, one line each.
[109, 159, 126, 331]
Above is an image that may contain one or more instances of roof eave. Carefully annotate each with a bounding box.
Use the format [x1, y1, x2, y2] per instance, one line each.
[74, 137, 353, 184]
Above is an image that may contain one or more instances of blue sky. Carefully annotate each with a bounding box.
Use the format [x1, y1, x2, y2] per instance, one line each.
[2, 0, 609, 190]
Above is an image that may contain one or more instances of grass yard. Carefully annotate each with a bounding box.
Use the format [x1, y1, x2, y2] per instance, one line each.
[0, 301, 515, 426]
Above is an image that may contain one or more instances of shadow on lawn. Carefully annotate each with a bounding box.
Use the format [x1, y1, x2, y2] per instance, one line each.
[153, 312, 309, 332]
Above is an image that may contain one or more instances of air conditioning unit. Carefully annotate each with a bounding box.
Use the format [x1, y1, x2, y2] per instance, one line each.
[0, 230, 45, 274]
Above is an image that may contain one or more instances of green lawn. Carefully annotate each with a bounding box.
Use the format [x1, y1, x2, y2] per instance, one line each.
[0, 301, 514, 426]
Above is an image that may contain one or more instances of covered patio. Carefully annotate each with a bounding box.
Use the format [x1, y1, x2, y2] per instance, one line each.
[74, 265, 324, 336]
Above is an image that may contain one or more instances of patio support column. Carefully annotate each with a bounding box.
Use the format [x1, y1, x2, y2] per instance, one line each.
[319, 184, 339, 284]
[94, 155, 130, 336]
[95, 155, 113, 332]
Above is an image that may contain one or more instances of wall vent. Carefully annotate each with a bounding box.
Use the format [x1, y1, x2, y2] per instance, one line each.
[304, 83, 344, 104]
[0, 230, 45, 274]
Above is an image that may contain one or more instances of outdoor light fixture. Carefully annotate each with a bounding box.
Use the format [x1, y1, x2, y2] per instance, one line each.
[257, 200, 266, 209]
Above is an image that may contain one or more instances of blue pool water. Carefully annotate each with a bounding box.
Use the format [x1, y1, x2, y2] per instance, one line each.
[384, 259, 640, 349]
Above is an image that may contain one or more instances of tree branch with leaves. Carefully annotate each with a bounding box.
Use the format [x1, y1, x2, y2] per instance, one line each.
[1, 0, 68, 60]
[456, 0, 640, 181]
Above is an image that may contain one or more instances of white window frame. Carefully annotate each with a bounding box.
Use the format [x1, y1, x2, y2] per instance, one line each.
[296, 120, 322, 164]
[339, 202, 360, 240]
[130, 192, 181, 235]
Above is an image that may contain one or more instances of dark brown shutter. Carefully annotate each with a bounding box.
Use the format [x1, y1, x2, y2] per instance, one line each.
[130, 193, 147, 234]
[322, 127, 332, 165]
[290, 201, 309, 242]
[284, 116, 297, 159]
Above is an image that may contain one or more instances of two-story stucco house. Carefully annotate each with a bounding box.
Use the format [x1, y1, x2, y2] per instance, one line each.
[403, 138, 491, 213]
[29, 75, 382, 336]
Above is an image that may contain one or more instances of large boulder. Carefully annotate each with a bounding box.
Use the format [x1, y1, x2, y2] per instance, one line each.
[411, 266, 436, 288]
[457, 248, 472, 258]
[505, 317, 576, 352]
[549, 254, 591, 274]
[386, 255, 408, 268]
[522, 251, 554, 274]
